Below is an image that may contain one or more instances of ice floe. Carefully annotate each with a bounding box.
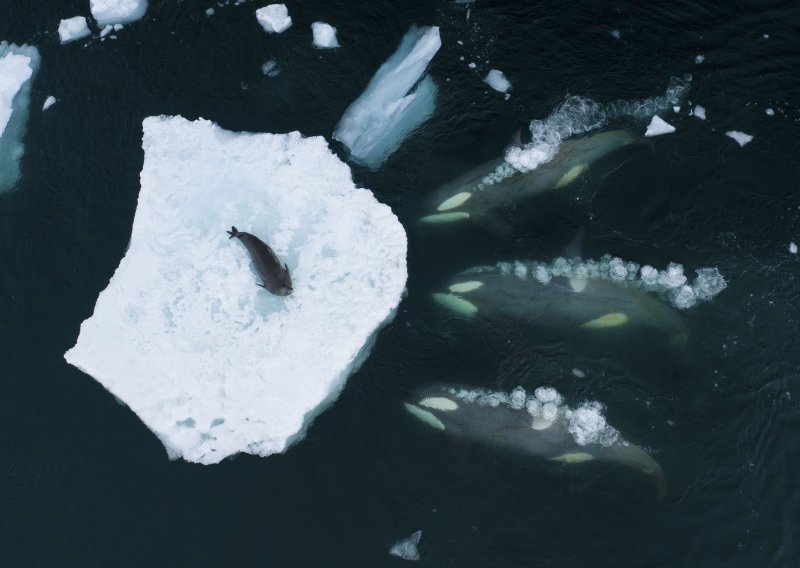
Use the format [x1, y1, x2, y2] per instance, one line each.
[470, 255, 727, 310]
[389, 530, 422, 561]
[765, 108, 775, 116]
[695, 54, 705, 64]
[644, 115, 675, 137]
[261, 59, 281, 77]
[790, 242, 797, 254]
[311, 22, 339, 48]
[42, 95, 57, 110]
[0, 42, 40, 193]
[725, 130, 753, 147]
[691, 105, 706, 120]
[58, 16, 91, 44]
[90, 0, 148, 27]
[256, 4, 292, 34]
[483, 69, 512, 94]
[333, 25, 441, 169]
[498, 75, 690, 178]
[64, 116, 408, 464]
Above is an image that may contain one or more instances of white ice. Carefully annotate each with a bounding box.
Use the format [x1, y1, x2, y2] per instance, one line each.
[90, 0, 148, 27]
[64, 116, 408, 464]
[256, 4, 292, 34]
[333, 25, 441, 170]
[765, 108, 775, 116]
[0, 42, 40, 193]
[644, 115, 675, 137]
[695, 54, 705, 64]
[58, 16, 91, 44]
[311, 22, 339, 48]
[789, 242, 797, 254]
[726, 130, 753, 147]
[389, 530, 421, 561]
[100, 25, 114, 38]
[483, 69, 512, 94]
[42, 95, 57, 110]
[691, 105, 706, 120]
[261, 59, 280, 77]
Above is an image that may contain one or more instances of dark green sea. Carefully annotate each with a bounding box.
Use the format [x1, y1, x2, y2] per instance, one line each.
[2, 0, 799, 565]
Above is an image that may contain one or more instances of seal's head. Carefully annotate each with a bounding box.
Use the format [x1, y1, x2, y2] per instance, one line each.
[276, 265, 293, 296]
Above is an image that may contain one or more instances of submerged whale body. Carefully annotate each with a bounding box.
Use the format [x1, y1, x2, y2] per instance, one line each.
[405, 383, 666, 501]
[228, 226, 293, 296]
[421, 130, 638, 232]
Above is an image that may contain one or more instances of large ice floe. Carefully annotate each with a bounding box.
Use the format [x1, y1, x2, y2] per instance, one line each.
[58, 16, 91, 44]
[333, 25, 441, 169]
[90, 0, 149, 27]
[467, 255, 727, 310]
[64, 116, 408, 464]
[0, 42, 40, 193]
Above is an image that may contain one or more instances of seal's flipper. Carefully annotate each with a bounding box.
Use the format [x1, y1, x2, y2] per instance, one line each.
[227, 226, 239, 239]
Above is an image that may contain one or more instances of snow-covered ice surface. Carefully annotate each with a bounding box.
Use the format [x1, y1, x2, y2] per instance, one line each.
[256, 4, 292, 33]
[483, 69, 511, 94]
[0, 42, 40, 193]
[64, 116, 408, 464]
[389, 530, 422, 561]
[42, 95, 57, 110]
[90, 0, 148, 27]
[58, 17, 91, 44]
[726, 130, 753, 147]
[467, 255, 727, 310]
[311, 22, 339, 48]
[333, 26, 441, 170]
[645, 115, 675, 137]
[490, 75, 691, 182]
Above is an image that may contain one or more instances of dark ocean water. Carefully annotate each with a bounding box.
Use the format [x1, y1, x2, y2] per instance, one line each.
[2, 1, 799, 566]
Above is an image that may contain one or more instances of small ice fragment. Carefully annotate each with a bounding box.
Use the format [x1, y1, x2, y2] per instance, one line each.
[790, 242, 797, 254]
[389, 530, 421, 561]
[114, 24, 124, 31]
[763, 33, 769, 39]
[765, 108, 774, 116]
[692, 105, 706, 120]
[457, 40, 464, 45]
[666, 419, 675, 426]
[673, 105, 680, 113]
[468, 62, 476, 69]
[205, 7, 214, 16]
[261, 59, 281, 77]
[610, 29, 621, 39]
[58, 16, 91, 44]
[42, 96, 57, 111]
[572, 368, 585, 378]
[725, 130, 753, 147]
[90, 0, 149, 27]
[100, 25, 114, 37]
[255, 4, 292, 33]
[695, 54, 705, 64]
[645, 115, 676, 137]
[311, 22, 339, 48]
[483, 69, 512, 94]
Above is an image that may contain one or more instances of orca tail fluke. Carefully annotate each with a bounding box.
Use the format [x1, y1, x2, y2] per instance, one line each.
[227, 226, 239, 239]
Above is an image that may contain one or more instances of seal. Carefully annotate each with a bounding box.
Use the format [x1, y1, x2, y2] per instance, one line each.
[227, 226, 293, 296]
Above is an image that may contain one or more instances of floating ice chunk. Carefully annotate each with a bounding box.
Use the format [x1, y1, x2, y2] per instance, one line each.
[0, 42, 40, 193]
[58, 16, 91, 44]
[567, 401, 619, 447]
[645, 115, 675, 137]
[389, 530, 421, 561]
[572, 368, 586, 378]
[42, 95, 57, 111]
[311, 22, 339, 48]
[114, 23, 124, 31]
[483, 69, 512, 94]
[100, 25, 114, 38]
[726, 130, 753, 147]
[695, 54, 705, 64]
[255, 4, 292, 33]
[692, 105, 706, 120]
[63, 116, 408, 464]
[790, 242, 797, 254]
[333, 26, 441, 169]
[261, 59, 281, 77]
[610, 29, 621, 39]
[90, 0, 149, 27]
[765, 108, 775, 116]
[205, 8, 215, 16]
[467, 62, 476, 69]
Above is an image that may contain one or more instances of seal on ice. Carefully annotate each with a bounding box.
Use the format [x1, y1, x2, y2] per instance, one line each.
[227, 226, 293, 296]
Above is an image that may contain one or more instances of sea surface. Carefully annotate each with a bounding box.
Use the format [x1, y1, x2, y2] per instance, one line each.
[2, 1, 799, 566]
